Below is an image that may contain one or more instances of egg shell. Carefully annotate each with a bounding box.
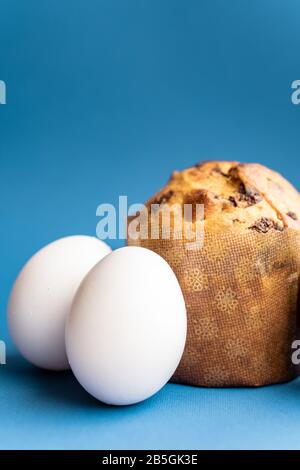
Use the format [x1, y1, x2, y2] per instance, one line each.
[66, 246, 187, 405]
[8, 235, 111, 370]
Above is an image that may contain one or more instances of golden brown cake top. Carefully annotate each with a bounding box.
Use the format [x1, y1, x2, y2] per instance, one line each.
[146, 161, 300, 233]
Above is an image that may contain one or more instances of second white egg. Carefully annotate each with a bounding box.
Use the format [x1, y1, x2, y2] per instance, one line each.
[66, 246, 187, 405]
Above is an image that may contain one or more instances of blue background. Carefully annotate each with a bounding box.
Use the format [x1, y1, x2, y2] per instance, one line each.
[1, 0, 300, 449]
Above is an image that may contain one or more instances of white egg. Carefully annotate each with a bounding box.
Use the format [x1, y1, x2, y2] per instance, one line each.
[66, 246, 187, 406]
[8, 235, 111, 370]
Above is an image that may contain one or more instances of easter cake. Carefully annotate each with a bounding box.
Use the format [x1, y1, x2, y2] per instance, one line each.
[128, 161, 300, 386]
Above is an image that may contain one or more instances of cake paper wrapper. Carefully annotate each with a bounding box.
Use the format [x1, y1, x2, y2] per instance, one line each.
[128, 227, 300, 387]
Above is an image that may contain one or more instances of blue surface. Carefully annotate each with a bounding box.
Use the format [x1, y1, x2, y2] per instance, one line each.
[1, 0, 300, 449]
[2, 351, 300, 450]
